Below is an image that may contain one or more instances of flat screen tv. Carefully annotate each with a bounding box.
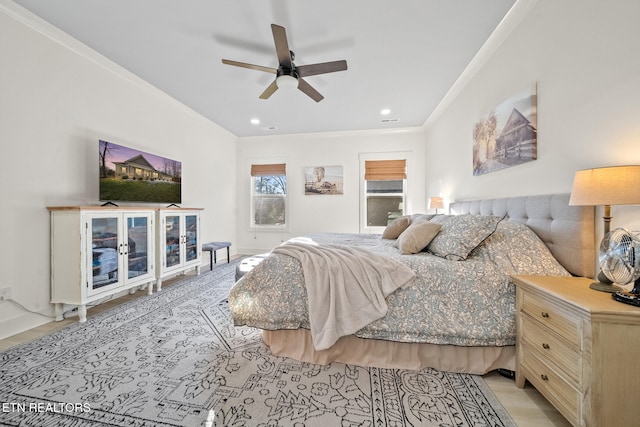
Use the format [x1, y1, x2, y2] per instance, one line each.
[99, 140, 182, 204]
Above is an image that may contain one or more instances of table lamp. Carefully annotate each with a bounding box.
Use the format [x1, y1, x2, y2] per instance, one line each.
[429, 197, 444, 214]
[569, 165, 640, 291]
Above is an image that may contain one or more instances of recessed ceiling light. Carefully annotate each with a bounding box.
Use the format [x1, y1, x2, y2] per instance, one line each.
[380, 108, 391, 115]
[250, 118, 260, 125]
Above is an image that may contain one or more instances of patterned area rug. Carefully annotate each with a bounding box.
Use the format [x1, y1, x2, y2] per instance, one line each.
[0, 260, 515, 426]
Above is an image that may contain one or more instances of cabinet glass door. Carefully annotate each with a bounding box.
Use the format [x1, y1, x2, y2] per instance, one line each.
[91, 216, 120, 290]
[184, 214, 198, 263]
[164, 215, 181, 268]
[126, 215, 150, 279]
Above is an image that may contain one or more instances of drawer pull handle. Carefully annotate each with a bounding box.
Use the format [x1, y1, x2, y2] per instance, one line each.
[540, 374, 549, 381]
[541, 312, 550, 318]
[542, 343, 550, 350]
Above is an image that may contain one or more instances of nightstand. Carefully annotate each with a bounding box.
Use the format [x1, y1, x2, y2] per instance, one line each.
[511, 275, 640, 427]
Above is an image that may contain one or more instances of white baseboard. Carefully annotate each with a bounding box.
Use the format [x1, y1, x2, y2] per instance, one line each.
[0, 311, 52, 341]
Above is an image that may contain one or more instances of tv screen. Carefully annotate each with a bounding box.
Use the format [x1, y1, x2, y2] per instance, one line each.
[98, 140, 182, 204]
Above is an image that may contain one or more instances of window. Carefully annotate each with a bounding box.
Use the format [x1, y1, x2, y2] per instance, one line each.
[250, 163, 287, 228]
[364, 159, 406, 228]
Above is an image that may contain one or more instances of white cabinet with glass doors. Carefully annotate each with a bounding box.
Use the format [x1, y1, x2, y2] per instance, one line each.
[49, 207, 156, 322]
[156, 209, 202, 291]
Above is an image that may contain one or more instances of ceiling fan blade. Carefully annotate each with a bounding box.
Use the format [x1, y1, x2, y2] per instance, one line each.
[259, 80, 279, 99]
[297, 78, 324, 102]
[297, 60, 348, 77]
[271, 24, 292, 69]
[221, 59, 277, 74]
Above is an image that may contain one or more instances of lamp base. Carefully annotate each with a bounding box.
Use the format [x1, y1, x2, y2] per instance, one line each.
[589, 281, 623, 293]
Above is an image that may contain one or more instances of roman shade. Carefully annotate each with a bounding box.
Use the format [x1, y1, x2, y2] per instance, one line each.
[364, 160, 406, 180]
[251, 163, 286, 176]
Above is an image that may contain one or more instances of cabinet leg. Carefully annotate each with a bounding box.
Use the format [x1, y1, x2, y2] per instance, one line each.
[515, 370, 526, 388]
[196, 265, 201, 276]
[147, 282, 153, 295]
[54, 303, 64, 321]
[78, 305, 87, 323]
[156, 278, 163, 292]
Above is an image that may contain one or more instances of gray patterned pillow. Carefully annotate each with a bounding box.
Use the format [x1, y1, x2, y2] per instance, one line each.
[410, 213, 437, 223]
[427, 214, 505, 260]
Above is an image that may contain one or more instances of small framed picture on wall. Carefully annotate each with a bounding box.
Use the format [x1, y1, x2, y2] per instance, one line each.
[304, 166, 344, 195]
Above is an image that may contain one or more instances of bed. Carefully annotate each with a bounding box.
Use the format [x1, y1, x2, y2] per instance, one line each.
[229, 194, 594, 374]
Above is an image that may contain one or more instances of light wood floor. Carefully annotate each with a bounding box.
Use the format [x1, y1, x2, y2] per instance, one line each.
[0, 264, 571, 427]
[484, 372, 571, 426]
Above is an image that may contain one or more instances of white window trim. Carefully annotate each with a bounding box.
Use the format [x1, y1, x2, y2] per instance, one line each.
[250, 177, 288, 231]
[359, 152, 410, 234]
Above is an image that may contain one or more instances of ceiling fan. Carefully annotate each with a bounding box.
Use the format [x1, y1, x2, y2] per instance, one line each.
[221, 24, 347, 102]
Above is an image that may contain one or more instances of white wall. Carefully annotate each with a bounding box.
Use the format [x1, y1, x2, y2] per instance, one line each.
[236, 128, 427, 253]
[424, 0, 640, 252]
[5, 0, 639, 339]
[0, 3, 237, 339]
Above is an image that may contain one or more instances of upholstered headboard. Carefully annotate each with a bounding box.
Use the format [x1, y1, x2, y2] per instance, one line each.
[450, 194, 595, 278]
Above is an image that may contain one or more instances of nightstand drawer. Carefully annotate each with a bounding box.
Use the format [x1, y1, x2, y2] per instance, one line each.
[521, 313, 580, 383]
[521, 292, 579, 347]
[521, 345, 580, 426]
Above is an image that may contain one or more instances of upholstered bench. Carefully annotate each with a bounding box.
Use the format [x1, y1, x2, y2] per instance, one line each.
[235, 253, 269, 281]
[202, 242, 231, 270]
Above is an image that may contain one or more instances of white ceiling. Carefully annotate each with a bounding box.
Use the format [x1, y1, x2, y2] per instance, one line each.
[13, 0, 516, 137]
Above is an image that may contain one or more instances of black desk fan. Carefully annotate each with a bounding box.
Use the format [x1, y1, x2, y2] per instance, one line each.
[599, 228, 640, 306]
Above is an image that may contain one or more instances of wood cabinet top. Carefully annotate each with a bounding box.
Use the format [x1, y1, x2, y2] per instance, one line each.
[512, 275, 640, 320]
[47, 206, 203, 211]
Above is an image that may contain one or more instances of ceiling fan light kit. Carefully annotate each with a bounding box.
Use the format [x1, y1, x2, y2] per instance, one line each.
[222, 24, 347, 102]
[276, 73, 298, 90]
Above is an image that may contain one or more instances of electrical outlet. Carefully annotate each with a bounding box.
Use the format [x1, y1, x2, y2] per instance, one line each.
[0, 287, 12, 301]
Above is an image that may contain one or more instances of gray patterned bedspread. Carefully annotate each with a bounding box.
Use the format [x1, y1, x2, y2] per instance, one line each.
[228, 221, 570, 346]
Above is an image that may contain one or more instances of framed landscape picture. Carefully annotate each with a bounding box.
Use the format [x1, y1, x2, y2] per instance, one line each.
[473, 84, 537, 176]
[304, 166, 344, 195]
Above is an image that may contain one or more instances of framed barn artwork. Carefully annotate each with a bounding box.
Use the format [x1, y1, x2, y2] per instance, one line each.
[473, 83, 537, 176]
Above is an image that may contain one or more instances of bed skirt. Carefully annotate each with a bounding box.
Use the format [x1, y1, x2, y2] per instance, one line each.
[262, 329, 515, 374]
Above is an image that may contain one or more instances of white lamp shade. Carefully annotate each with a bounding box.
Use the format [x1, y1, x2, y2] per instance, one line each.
[569, 165, 640, 206]
[428, 197, 444, 209]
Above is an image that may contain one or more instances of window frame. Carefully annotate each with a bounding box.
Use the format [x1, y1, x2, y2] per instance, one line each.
[249, 165, 288, 231]
[359, 154, 409, 234]
[365, 180, 406, 228]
